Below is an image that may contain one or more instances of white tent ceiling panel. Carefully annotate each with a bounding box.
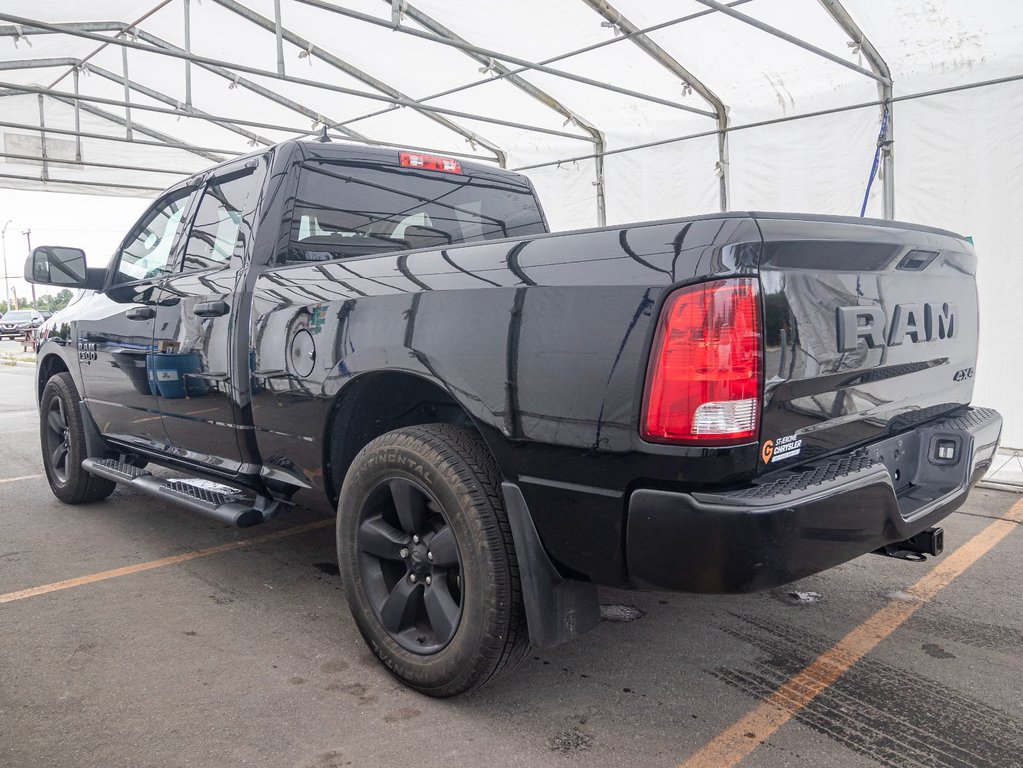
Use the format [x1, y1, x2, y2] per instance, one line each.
[843, 0, 1023, 90]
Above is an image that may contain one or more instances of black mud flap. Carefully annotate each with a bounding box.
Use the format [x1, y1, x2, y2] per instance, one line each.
[502, 482, 600, 648]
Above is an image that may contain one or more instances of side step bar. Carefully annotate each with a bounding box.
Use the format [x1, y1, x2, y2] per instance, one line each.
[82, 458, 269, 528]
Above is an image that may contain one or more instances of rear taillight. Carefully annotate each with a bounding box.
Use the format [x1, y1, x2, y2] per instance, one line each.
[399, 151, 462, 174]
[641, 277, 762, 445]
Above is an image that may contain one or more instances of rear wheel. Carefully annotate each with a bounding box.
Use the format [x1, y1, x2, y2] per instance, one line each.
[337, 424, 528, 697]
[40, 373, 115, 504]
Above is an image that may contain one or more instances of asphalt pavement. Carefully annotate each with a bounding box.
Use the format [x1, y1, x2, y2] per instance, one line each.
[1, 351, 1021, 768]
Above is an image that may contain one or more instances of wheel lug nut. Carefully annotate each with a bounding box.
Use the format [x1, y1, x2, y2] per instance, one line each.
[413, 535, 420, 544]
[409, 573, 417, 583]
[399, 547, 409, 559]
[425, 576, 432, 585]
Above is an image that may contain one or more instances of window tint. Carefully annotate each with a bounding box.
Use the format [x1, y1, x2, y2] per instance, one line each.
[286, 161, 545, 262]
[115, 188, 193, 283]
[181, 170, 260, 272]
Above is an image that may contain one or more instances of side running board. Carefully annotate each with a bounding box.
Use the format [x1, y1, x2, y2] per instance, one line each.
[82, 457, 273, 528]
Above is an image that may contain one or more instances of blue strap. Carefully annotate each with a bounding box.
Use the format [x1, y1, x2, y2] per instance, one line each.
[860, 107, 890, 217]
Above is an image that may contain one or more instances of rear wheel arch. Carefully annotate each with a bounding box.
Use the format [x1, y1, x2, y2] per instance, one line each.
[323, 370, 505, 508]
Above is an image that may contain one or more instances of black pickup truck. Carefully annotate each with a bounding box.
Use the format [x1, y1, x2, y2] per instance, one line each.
[27, 139, 1001, 696]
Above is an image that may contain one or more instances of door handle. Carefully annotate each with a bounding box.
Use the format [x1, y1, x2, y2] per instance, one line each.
[125, 306, 156, 321]
[193, 300, 229, 317]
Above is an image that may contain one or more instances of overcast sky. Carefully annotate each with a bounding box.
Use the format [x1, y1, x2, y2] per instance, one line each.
[0, 188, 149, 307]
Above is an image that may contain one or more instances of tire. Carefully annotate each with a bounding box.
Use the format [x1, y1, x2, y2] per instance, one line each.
[39, 373, 116, 504]
[337, 424, 528, 697]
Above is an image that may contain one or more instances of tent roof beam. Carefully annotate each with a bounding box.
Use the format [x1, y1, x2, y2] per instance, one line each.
[394, 0, 607, 223]
[0, 23, 375, 145]
[577, 0, 730, 211]
[335, 0, 752, 133]
[295, 0, 718, 119]
[0, 118, 243, 157]
[0, 14, 582, 153]
[692, 0, 886, 83]
[208, 0, 508, 167]
[816, 0, 894, 218]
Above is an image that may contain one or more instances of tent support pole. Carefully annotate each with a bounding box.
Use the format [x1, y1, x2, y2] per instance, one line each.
[72, 67, 82, 163]
[816, 0, 894, 218]
[183, 0, 192, 107]
[36, 95, 48, 181]
[121, 43, 132, 140]
[273, 0, 285, 76]
[396, 1, 606, 222]
[579, 0, 729, 211]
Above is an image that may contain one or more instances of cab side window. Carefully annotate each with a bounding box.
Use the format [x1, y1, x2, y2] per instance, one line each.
[181, 171, 259, 272]
[114, 188, 194, 284]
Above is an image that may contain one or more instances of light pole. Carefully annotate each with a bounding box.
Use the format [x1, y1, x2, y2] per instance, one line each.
[1, 219, 11, 313]
[22, 229, 35, 307]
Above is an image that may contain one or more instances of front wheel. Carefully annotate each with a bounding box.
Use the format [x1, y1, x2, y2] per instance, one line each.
[337, 424, 528, 697]
[39, 373, 116, 504]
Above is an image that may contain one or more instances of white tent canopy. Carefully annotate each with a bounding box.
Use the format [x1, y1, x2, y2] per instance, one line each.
[1, 0, 1021, 445]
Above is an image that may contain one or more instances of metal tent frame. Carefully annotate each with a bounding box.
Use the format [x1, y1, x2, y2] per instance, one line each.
[0, 0, 896, 217]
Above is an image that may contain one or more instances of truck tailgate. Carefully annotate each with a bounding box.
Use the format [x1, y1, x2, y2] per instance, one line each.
[755, 213, 979, 470]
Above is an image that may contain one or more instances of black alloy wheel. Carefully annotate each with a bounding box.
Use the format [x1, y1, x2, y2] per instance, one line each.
[44, 393, 71, 484]
[337, 424, 528, 697]
[356, 477, 464, 654]
[39, 373, 116, 504]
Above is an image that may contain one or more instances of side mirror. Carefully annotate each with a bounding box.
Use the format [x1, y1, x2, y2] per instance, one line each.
[25, 246, 105, 290]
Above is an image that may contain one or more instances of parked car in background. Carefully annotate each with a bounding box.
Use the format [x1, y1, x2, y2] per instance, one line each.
[0, 309, 45, 339]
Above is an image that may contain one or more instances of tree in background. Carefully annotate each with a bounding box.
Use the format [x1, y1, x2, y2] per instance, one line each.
[0, 290, 75, 315]
[34, 290, 75, 313]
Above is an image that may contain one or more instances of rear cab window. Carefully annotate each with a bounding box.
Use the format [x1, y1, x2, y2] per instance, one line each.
[285, 157, 546, 263]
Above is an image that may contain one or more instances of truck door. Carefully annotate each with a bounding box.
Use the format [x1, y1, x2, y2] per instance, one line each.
[149, 161, 264, 473]
[77, 185, 197, 449]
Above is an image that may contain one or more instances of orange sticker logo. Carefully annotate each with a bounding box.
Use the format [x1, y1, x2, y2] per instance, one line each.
[761, 439, 774, 464]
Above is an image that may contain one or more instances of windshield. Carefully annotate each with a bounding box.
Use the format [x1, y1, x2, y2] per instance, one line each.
[287, 159, 546, 262]
[3, 311, 34, 321]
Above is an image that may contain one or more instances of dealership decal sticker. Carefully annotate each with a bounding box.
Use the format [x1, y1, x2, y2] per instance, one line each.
[762, 435, 802, 463]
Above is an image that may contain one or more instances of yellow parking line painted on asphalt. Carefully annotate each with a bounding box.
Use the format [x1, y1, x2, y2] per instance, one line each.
[0, 519, 333, 605]
[0, 474, 44, 484]
[678, 497, 1023, 768]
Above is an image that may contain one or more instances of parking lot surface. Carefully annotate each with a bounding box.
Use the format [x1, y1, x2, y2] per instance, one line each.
[1, 358, 1021, 768]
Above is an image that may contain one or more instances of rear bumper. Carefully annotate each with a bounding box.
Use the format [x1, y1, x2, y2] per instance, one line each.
[626, 407, 1002, 593]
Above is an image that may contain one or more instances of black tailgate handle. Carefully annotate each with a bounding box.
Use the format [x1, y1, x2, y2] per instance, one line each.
[125, 306, 155, 321]
[193, 300, 229, 318]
